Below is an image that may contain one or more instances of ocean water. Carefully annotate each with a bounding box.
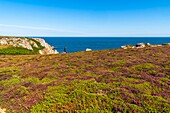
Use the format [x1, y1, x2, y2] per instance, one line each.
[41, 37, 170, 53]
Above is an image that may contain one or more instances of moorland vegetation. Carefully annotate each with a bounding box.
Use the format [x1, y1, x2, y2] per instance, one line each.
[0, 45, 170, 112]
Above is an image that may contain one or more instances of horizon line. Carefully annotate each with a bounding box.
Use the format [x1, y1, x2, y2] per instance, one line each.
[1, 35, 170, 38]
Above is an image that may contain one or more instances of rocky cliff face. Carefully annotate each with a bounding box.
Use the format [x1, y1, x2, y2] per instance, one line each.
[33, 38, 59, 55]
[0, 36, 59, 55]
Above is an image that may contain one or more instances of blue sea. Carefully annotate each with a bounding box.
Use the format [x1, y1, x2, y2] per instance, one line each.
[41, 37, 170, 53]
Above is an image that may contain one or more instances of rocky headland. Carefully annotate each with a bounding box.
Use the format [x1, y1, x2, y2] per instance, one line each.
[0, 36, 58, 55]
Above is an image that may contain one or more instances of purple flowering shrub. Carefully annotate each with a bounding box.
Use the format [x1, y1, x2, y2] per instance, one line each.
[0, 46, 170, 112]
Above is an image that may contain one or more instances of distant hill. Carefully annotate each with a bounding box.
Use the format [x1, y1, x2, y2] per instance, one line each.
[0, 45, 170, 112]
[0, 36, 58, 55]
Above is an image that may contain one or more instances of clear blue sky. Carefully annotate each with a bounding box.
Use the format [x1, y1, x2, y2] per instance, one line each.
[0, 0, 170, 37]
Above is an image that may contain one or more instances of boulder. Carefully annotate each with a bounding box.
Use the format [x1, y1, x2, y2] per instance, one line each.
[121, 46, 127, 49]
[157, 45, 162, 47]
[136, 43, 146, 48]
[151, 45, 157, 47]
[146, 43, 151, 46]
[86, 48, 92, 52]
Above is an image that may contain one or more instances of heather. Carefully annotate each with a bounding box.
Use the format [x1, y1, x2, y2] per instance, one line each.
[0, 46, 170, 113]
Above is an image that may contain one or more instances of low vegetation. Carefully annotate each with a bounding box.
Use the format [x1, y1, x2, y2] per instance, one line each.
[0, 46, 170, 112]
[0, 46, 37, 55]
[0, 37, 45, 55]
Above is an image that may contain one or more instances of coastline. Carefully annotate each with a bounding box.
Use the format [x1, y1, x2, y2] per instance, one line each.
[41, 37, 170, 53]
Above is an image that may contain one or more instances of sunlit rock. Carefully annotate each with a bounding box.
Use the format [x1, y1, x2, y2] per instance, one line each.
[121, 46, 127, 49]
[86, 48, 92, 52]
[136, 43, 146, 48]
[0, 37, 59, 55]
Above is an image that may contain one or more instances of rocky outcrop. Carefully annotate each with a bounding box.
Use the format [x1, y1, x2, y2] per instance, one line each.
[136, 43, 146, 48]
[121, 42, 170, 49]
[32, 38, 59, 54]
[0, 37, 59, 55]
[162, 43, 170, 45]
[0, 37, 36, 50]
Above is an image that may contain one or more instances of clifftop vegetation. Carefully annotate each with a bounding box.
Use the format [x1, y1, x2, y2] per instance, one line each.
[0, 36, 58, 55]
[0, 44, 170, 112]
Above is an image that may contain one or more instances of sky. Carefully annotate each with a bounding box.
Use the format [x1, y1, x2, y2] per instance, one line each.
[0, 0, 170, 37]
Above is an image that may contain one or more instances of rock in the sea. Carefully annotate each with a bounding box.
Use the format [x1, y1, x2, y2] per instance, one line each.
[86, 48, 92, 52]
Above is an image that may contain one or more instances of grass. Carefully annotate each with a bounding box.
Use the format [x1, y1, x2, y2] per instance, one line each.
[0, 46, 37, 55]
[0, 37, 45, 55]
[0, 45, 10, 49]
[0, 46, 170, 113]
